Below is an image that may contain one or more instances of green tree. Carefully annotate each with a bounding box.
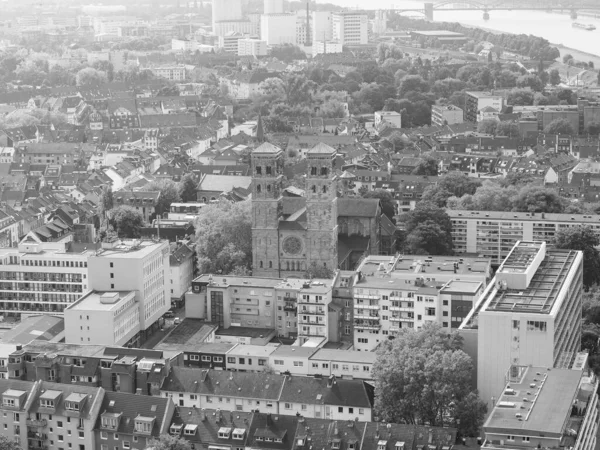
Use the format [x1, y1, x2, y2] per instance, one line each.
[586, 122, 600, 135]
[0, 435, 22, 450]
[549, 69, 561, 86]
[447, 181, 518, 212]
[477, 119, 499, 135]
[76, 67, 108, 87]
[421, 172, 480, 207]
[147, 434, 192, 450]
[400, 202, 453, 255]
[178, 174, 198, 203]
[543, 118, 575, 135]
[411, 154, 438, 176]
[563, 53, 573, 64]
[507, 87, 535, 106]
[147, 180, 181, 217]
[373, 323, 486, 436]
[512, 185, 565, 213]
[194, 200, 252, 275]
[495, 121, 521, 137]
[304, 261, 334, 279]
[112, 206, 144, 238]
[362, 189, 397, 221]
[554, 226, 600, 290]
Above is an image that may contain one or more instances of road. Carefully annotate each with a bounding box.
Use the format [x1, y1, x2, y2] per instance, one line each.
[141, 303, 187, 349]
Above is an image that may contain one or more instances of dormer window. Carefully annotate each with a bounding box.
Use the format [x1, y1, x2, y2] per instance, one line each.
[332, 439, 341, 449]
[349, 442, 358, 450]
[395, 442, 405, 450]
[233, 429, 246, 440]
[170, 424, 183, 435]
[184, 424, 198, 436]
[297, 438, 305, 446]
[378, 440, 388, 450]
[218, 427, 232, 439]
[2, 397, 15, 407]
[134, 416, 154, 434]
[40, 399, 54, 408]
[65, 401, 79, 411]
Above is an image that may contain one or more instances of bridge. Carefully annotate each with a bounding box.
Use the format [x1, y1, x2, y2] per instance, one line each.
[388, 0, 600, 21]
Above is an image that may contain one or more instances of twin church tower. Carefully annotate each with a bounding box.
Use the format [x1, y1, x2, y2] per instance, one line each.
[251, 142, 338, 278]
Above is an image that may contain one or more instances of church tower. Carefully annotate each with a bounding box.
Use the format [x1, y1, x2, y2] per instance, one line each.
[251, 142, 284, 278]
[305, 143, 338, 272]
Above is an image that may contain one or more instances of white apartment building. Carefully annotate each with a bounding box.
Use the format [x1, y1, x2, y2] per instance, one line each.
[87, 239, 170, 341]
[459, 241, 583, 410]
[261, 14, 296, 46]
[449, 210, 600, 265]
[148, 65, 186, 81]
[465, 91, 504, 123]
[219, 32, 246, 53]
[212, 0, 243, 31]
[431, 104, 464, 126]
[214, 20, 256, 38]
[0, 240, 91, 318]
[296, 280, 332, 346]
[374, 110, 401, 128]
[312, 41, 343, 57]
[352, 254, 491, 351]
[238, 38, 268, 56]
[312, 11, 332, 44]
[332, 12, 368, 46]
[64, 291, 140, 347]
[169, 242, 194, 306]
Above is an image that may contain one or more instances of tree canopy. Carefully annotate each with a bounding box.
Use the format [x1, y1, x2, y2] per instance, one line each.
[544, 118, 575, 135]
[373, 322, 487, 437]
[148, 434, 192, 450]
[399, 202, 453, 255]
[554, 226, 600, 290]
[146, 180, 181, 217]
[111, 206, 144, 238]
[178, 174, 198, 203]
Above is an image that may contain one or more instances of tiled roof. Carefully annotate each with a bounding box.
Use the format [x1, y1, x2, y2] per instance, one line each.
[173, 407, 254, 446]
[279, 376, 374, 408]
[337, 198, 380, 218]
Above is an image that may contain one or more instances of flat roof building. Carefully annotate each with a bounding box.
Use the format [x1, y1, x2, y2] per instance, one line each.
[460, 241, 583, 410]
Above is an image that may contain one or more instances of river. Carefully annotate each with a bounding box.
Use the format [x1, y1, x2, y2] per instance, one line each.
[326, 0, 600, 57]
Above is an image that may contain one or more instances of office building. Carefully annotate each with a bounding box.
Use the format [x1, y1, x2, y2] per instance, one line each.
[537, 108, 579, 134]
[212, 0, 243, 31]
[0, 239, 91, 319]
[218, 31, 246, 52]
[264, 0, 284, 14]
[148, 65, 186, 81]
[312, 40, 343, 57]
[213, 20, 256, 37]
[449, 210, 600, 265]
[465, 91, 504, 123]
[432, 104, 464, 126]
[261, 13, 296, 45]
[352, 254, 490, 351]
[482, 354, 598, 450]
[332, 12, 368, 46]
[87, 239, 170, 341]
[460, 241, 583, 409]
[374, 110, 401, 128]
[64, 291, 141, 347]
[238, 38, 268, 56]
[312, 11, 333, 44]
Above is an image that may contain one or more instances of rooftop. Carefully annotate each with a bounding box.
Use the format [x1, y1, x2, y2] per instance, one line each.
[91, 239, 167, 259]
[65, 291, 136, 312]
[448, 209, 600, 224]
[154, 319, 218, 354]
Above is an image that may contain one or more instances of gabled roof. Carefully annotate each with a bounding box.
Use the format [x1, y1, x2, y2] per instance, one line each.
[279, 376, 374, 408]
[172, 407, 254, 446]
[337, 198, 380, 218]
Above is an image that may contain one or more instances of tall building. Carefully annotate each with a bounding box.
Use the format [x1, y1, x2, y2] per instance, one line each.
[87, 239, 170, 341]
[465, 91, 504, 123]
[431, 104, 464, 126]
[238, 38, 268, 56]
[459, 241, 583, 409]
[260, 13, 296, 45]
[312, 11, 332, 44]
[264, 0, 284, 14]
[332, 11, 368, 46]
[212, 0, 243, 31]
[482, 355, 598, 450]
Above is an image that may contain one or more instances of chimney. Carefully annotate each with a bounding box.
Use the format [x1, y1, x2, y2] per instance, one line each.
[135, 388, 142, 395]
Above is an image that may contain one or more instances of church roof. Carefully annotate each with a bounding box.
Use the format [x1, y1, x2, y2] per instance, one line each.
[337, 198, 380, 218]
[307, 142, 337, 155]
[253, 142, 282, 154]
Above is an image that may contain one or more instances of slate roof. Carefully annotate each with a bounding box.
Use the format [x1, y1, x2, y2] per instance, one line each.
[337, 198, 380, 218]
[279, 376, 374, 408]
[29, 381, 104, 421]
[172, 407, 254, 447]
[247, 413, 299, 450]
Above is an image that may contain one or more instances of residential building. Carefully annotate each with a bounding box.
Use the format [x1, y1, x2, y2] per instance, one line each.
[169, 242, 195, 308]
[87, 239, 170, 342]
[332, 12, 368, 46]
[219, 31, 246, 53]
[432, 104, 464, 126]
[95, 390, 175, 450]
[0, 379, 36, 447]
[0, 239, 91, 319]
[14, 143, 83, 165]
[148, 66, 186, 81]
[449, 209, 600, 265]
[296, 280, 333, 345]
[459, 241, 583, 410]
[64, 291, 141, 347]
[214, 21, 256, 38]
[482, 355, 598, 450]
[238, 38, 268, 56]
[374, 111, 401, 128]
[212, 0, 243, 32]
[465, 91, 504, 123]
[312, 40, 343, 57]
[261, 14, 297, 45]
[312, 11, 332, 44]
[112, 191, 160, 223]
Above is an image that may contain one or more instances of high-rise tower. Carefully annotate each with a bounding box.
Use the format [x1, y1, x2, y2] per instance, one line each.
[305, 143, 338, 272]
[251, 142, 284, 278]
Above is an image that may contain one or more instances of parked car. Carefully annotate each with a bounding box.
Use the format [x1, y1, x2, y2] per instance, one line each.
[174, 317, 181, 325]
[164, 310, 175, 318]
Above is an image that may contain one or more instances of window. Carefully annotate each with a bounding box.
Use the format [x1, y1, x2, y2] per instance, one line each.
[359, 408, 364, 415]
[338, 407, 343, 413]
[101, 432, 108, 440]
[239, 358, 245, 365]
[201, 356, 211, 362]
[123, 443, 130, 449]
[58, 435, 64, 442]
[285, 403, 291, 409]
[189, 354, 199, 361]
[227, 357, 235, 363]
[507, 436, 514, 442]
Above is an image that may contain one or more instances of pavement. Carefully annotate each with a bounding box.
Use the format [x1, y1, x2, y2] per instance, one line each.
[141, 303, 187, 349]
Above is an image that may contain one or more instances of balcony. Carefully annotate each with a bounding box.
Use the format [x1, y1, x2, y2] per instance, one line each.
[28, 442, 48, 450]
[354, 319, 381, 330]
[298, 309, 325, 315]
[26, 419, 47, 428]
[27, 432, 47, 439]
[353, 303, 378, 310]
[355, 313, 379, 320]
[283, 303, 297, 312]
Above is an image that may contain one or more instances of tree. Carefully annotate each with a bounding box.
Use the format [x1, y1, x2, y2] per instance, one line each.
[477, 119, 499, 135]
[147, 434, 192, 450]
[511, 185, 565, 213]
[178, 174, 198, 203]
[112, 206, 144, 238]
[405, 220, 453, 255]
[304, 261, 334, 279]
[362, 189, 396, 221]
[549, 69, 561, 86]
[563, 53, 574, 64]
[147, 180, 181, 217]
[507, 87, 535, 106]
[586, 122, 600, 135]
[0, 436, 22, 450]
[398, 74, 429, 98]
[447, 181, 518, 212]
[194, 200, 252, 275]
[495, 120, 520, 137]
[516, 74, 543, 91]
[76, 67, 108, 87]
[421, 172, 480, 207]
[373, 323, 486, 436]
[554, 226, 600, 290]
[543, 118, 575, 135]
[411, 154, 438, 176]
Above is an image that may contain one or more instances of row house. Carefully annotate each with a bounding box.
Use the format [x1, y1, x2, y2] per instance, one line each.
[219, 71, 280, 100]
[373, 178, 436, 214]
[160, 369, 374, 421]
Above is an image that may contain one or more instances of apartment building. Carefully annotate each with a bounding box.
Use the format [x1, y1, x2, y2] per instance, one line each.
[160, 368, 374, 421]
[465, 91, 504, 123]
[431, 104, 464, 126]
[352, 254, 490, 351]
[459, 241, 583, 409]
[14, 143, 83, 165]
[237, 38, 267, 56]
[64, 291, 141, 347]
[332, 12, 368, 46]
[296, 280, 332, 345]
[482, 354, 598, 450]
[148, 66, 186, 81]
[0, 379, 36, 449]
[169, 242, 194, 307]
[87, 239, 170, 342]
[94, 391, 174, 450]
[7, 341, 168, 395]
[0, 239, 91, 319]
[261, 14, 297, 45]
[449, 209, 600, 265]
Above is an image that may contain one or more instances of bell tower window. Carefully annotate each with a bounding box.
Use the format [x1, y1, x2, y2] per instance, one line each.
[256, 166, 262, 175]
[266, 166, 272, 175]
[321, 167, 328, 176]
[311, 167, 317, 176]
[256, 185, 261, 193]
[311, 185, 316, 193]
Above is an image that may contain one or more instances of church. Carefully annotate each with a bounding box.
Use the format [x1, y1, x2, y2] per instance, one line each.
[251, 141, 395, 279]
